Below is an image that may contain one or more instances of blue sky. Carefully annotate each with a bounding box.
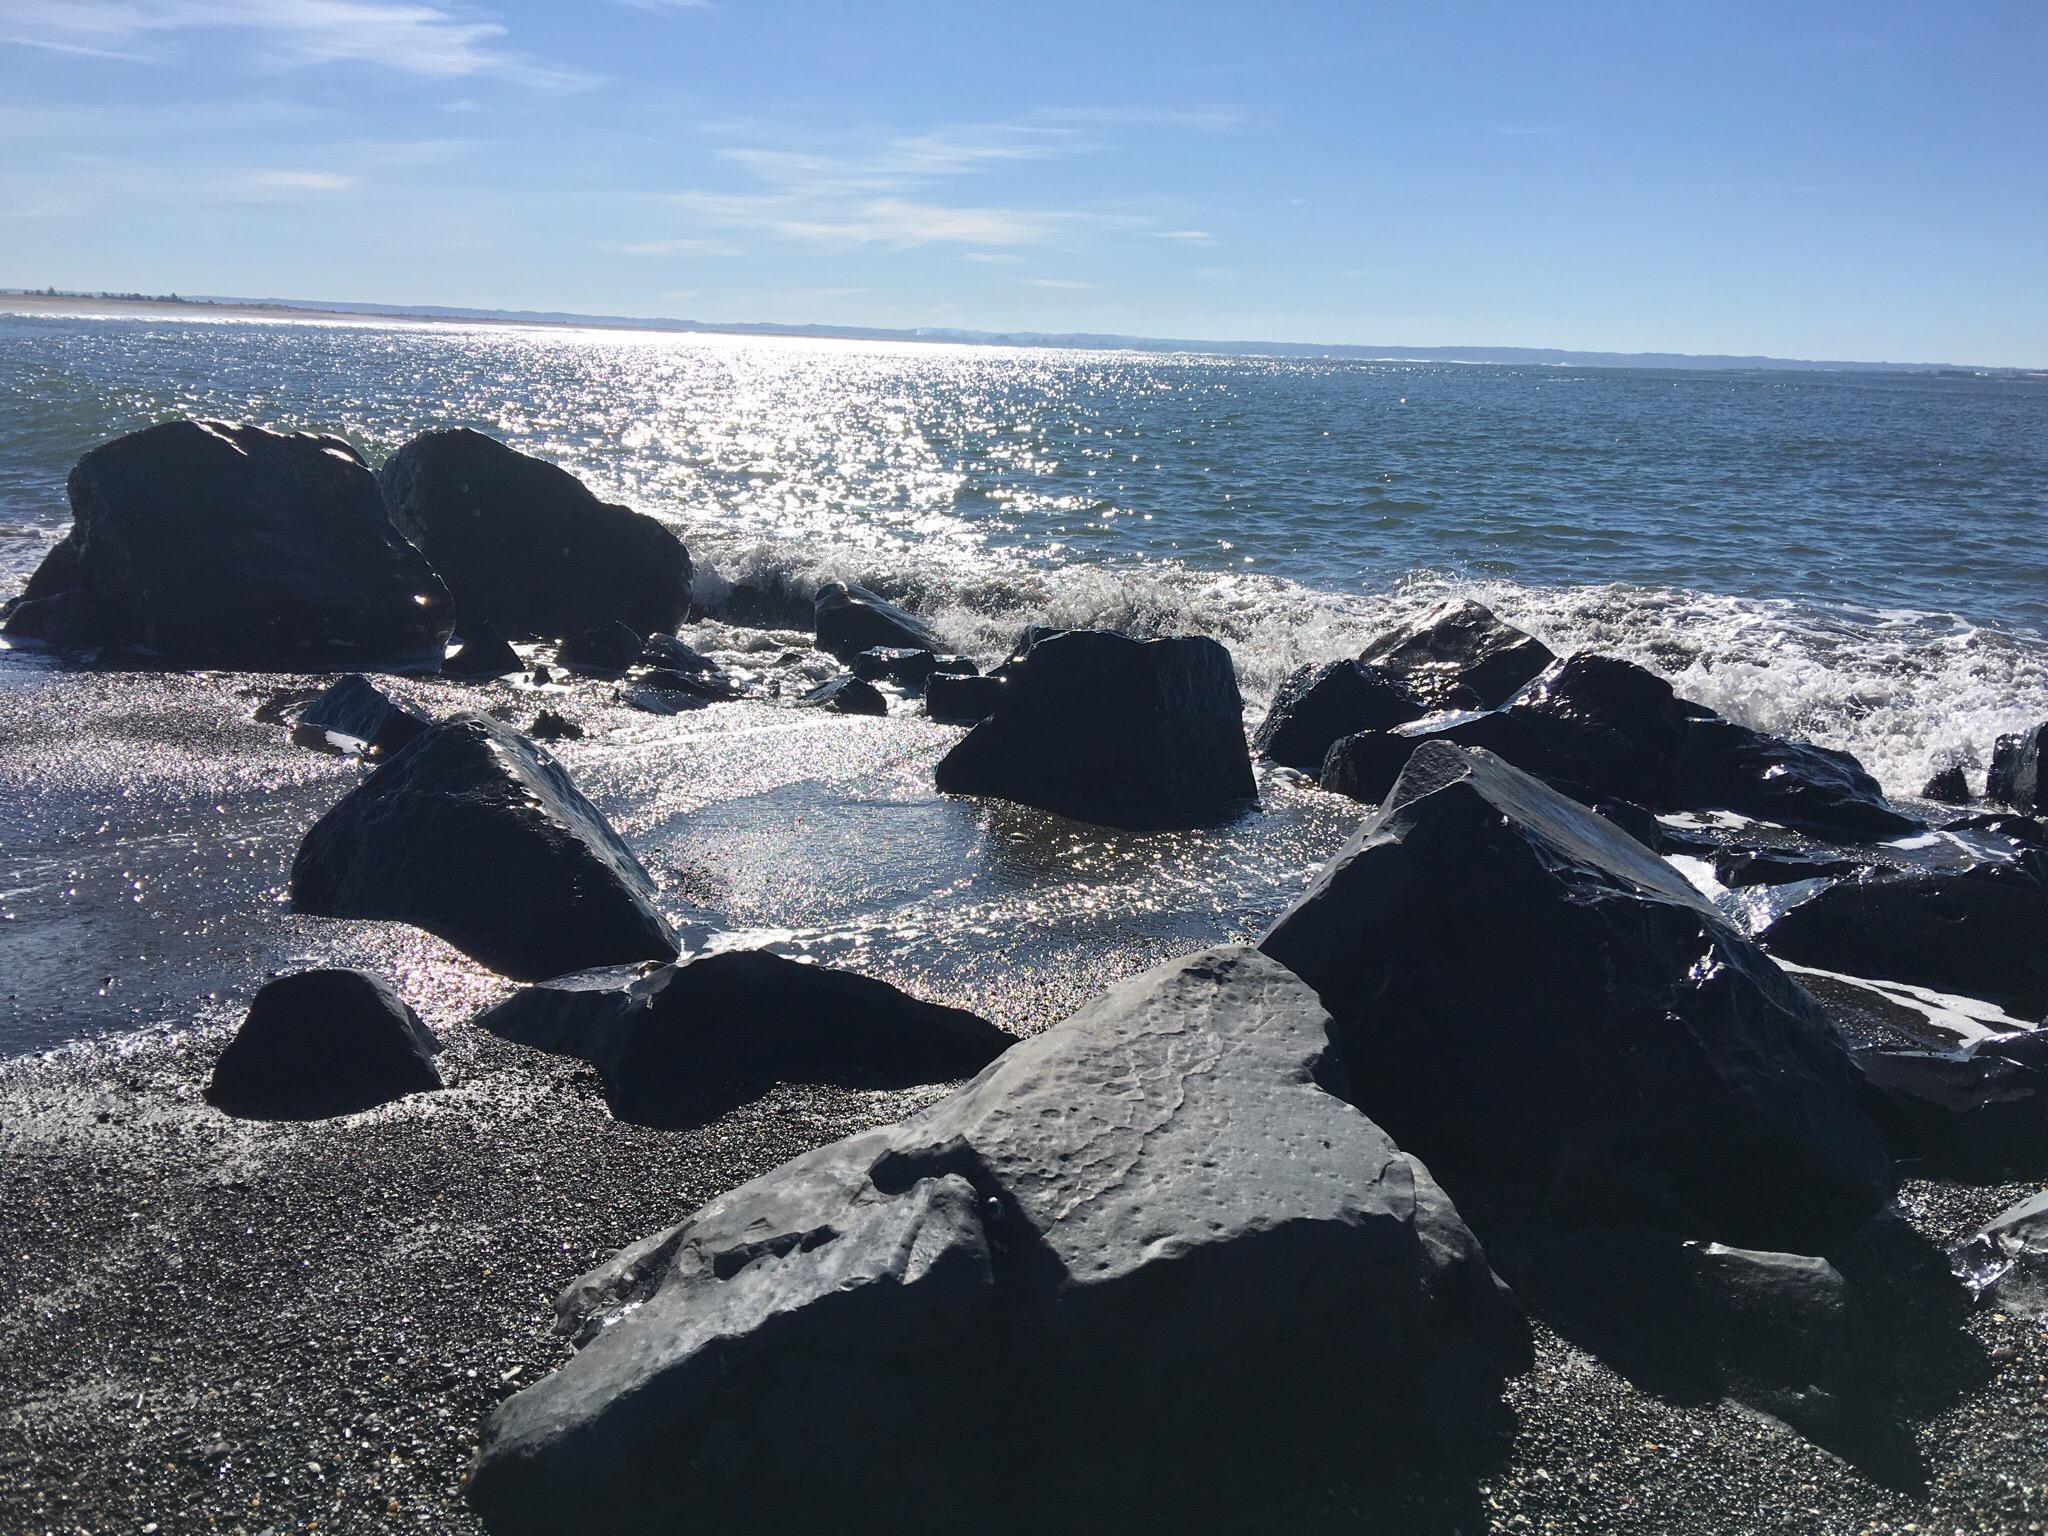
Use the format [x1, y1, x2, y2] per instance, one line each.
[1, 1, 2043, 364]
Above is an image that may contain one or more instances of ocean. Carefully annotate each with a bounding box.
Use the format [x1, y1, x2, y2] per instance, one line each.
[2, 311, 2046, 1055]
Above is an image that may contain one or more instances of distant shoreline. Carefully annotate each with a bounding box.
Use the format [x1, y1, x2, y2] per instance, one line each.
[2, 289, 2040, 376]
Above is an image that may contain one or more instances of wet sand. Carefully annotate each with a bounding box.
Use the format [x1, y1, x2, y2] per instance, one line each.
[2, 636, 2047, 1533]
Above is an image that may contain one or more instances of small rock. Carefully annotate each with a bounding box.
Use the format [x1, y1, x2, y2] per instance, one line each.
[800, 675, 888, 716]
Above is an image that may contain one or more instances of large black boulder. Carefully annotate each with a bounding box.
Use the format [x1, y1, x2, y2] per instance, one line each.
[292, 673, 429, 757]
[935, 629, 1256, 831]
[476, 950, 1013, 1126]
[1759, 863, 2048, 1019]
[379, 429, 690, 639]
[1989, 724, 2046, 814]
[289, 713, 676, 980]
[1262, 742, 1893, 1247]
[468, 947, 1525, 1533]
[205, 968, 442, 1119]
[1252, 659, 1423, 773]
[1357, 597, 1555, 709]
[3, 419, 453, 669]
[812, 581, 943, 661]
[1315, 652, 1914, 840]
[925, 670, 1005, 724]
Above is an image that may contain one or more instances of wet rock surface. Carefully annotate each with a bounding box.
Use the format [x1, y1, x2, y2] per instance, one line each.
[1989, 723, 2045, 814]
[1252, 658, 1423, 773]
[442, 623, 522, 679]
[811, 580, 942, 661]
[4, 419, 454, 669]
[851, 645, 975, 689]
[289, 713, 677, 980]
[205, 968, 443, 1119]
[468, 947, 1526, 1532]
[1856, 1029, 2048, 1177]
[291, 673, 430, 757]
[924, 668, 1004, 723]
[936, 628, 1257, 830]
[556, 621, 643, 677]
[1952, 1191, 2048, 1322]
[1357, 596, 1556, 709]
[799, 673, 888, 715]
[379, 428, 691, 639]
[476, 949, 1011, 1126]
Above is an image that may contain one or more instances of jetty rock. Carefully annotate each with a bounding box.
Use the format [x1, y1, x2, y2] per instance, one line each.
[291, 673, 429, 757]
[1855, 1028, 2048, 1178]
[1357, 596, 1556, 710]
[442, 622, 522, 679]
[811, 580, 943, 661]
[1263, 742, 1893, 1248]
[205, 968, 442, 1120]
[557, 620, 644, 677]
[935, 628, 1257, 831]
[289, 712, 676, 981]
[3, 419, 453, 669]
[1252, 658, 1424, 773]
[798, 673, 888, 715]
[476, 950, 1013, 1126]
[924, 669, 1005, 724]
[467, 947, 1525, 1533]
[851, 645, 976, 689]
[379, 428, 691, 639]
[1989, 723, 2046, 814]
[1317, 650, 1914, 840]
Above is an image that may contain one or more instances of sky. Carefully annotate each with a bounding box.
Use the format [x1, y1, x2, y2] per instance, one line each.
[1, 1, 2044, 366]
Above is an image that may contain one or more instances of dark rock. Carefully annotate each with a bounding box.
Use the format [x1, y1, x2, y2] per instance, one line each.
[468, 947, 1525, 1533]
[639, 634, 717, 674]
[1318, 728, 1422, 804]
[935, 629, 1256, 832]
[292, 674, 429, 757]
[205, 968, 442, 1119]
[1856, 1029, 2048, 1178]
[799, 675, 888, 716]
[1310, 651, 1914, 840]
[1261, 742, 1892, 1248]
[1524, 1228, 1872, 1452]
[529, 664, 552, 686]
[1759, 863, 2048, 1018]
[1989, 724, 2046, 814]
[530, 710, 582, 742]
[709, 571, 813, 630]
[851, 646, 977, 689]
[812, 580, 942, 661]
[635, 667, 737, 703]
[558, 621, 644, 677]
[1588, 796, 1664, 851]
[1922, 762, 1975, 805]
[924, 670, 1005, 725]
[443, 624, 522, 679]
[1357, 597, 1555, 710]
[476, 950, 1013, 1126]
[1951, 1190, 2048, 1321]
[1252, 659, 1424, 773]
[2, 419, 453, 669]
[1715, 847, 1867, 888]
[379, 428, 690, 638]
[289, 712, 676, 981]
[1944, 812, 2048, 846]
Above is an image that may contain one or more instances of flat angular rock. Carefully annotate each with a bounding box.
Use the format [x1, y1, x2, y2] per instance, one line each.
[289, 713, 676, 981]
[205, 968, 442, 1119]
[443, 623, 522, 679]
[557, 621, 643, 677]
[851, 646, 976, 689]
[1923, 762, 1975, 804]
[638, 634, 719, 674]
[1357, 597, 1555, 709]
[1952, 1191, 2048, 1321]
[1989, 724, 2046, 814]
[292, 673, 429, 757]
[924, 670, 1005, 724]
[799, 674, 887, 715]
[935, 629, 1256, 831]
[1855, 1028, 2048, 1177]
[812, 580, 943, 660]
[468, 948, 1525, 1532]
[1253, 659, 1423, 772]
[1262, 742, 1892, 1247]
[380, 429, 690, 639]
[1760, 863, 2048, 1018]
[476, 950, 1013, 1126]
[3, 419, 453, 669]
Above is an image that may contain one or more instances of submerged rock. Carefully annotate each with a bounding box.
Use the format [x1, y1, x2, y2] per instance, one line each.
[205, 968, 442, 1119]
[935, 629, 1257, 831]
[924, 670, 1005, 724]
[1759, 863, 2048, 1019]
[851, 646, 976, 689]
[798, 674, 888, 716]
[1252, 659, 1423, 773]
[557, 621, 644, 677]
[3, 419, 453, 669]
[468, 947, 1525, 1532]
[1262, 742, 1892, 1247]
[812, 581, 943, 661]
[1989, 724, 2046, 814]
[443, 624, 522, 680]
[530, 709, 582, 742]
[476, 950, 1012, 1126]
[1951, 1191, 2048, 1321]
[380, 428, 690, 639]
[289, 713, 676, 981]
[638, 633, 719, 675]
[292, 674, 429, 757]
[1357, 597, 1555, 710]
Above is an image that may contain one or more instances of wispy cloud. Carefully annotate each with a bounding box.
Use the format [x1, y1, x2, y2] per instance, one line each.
[1156, 228, 1215, 244]
[233, 167, 357, 195]
[0, 0, 590, 86]
[1023, 277, 1091, 290]
[963, 251, 1024, 265]
[612, 236, 741, 257]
